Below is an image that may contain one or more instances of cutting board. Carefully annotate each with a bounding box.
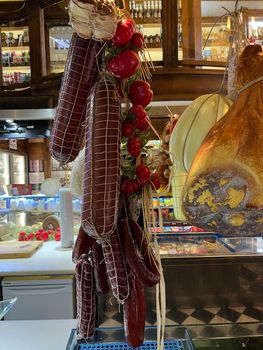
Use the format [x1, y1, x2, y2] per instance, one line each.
[0, 241, 43, 259]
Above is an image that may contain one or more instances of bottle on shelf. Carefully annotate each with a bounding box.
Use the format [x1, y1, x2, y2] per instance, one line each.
[154, 0, 158, 20]
[138, 3, 143, 19]
[146, 1, 151, 19]
[158, 0, 162, 18]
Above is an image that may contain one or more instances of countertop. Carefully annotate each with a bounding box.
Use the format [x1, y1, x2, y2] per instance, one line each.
[0, 319, 77, 350]
[0, 241, 75, 277]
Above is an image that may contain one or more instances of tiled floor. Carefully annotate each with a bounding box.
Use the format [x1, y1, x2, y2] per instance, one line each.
[99, 305, 263, 328]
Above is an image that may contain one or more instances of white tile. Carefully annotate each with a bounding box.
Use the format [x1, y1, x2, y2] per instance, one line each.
[183, 316, 205, 325]
[99, 319, 123, 328]
[203, 307, 221, 314]
[229, 306, 246, 313]
[236, 314, 258, 323]
[210, 315, 232, 324]
[177, 308, 195, 316]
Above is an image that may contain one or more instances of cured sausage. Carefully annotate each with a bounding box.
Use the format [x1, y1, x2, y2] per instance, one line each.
[123, 274, 146, 348]
[101, 229, 129, 303]
[119, 217, 160, 287]
[82, 78, 121, 239]
[91, 240, 109, 295]
[72, 226, 93, 263]
[128, 218, 160, 279]
[50, 34, 103, 164]
[73, 226, 109, 295]
[75, 254, 96, 339]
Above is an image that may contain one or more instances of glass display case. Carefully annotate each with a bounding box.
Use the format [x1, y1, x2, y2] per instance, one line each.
[0, 194, 81, 241]
[129, 0, 163, 63]
[157, 234, 230, 256]
[0, 26, 30, 85]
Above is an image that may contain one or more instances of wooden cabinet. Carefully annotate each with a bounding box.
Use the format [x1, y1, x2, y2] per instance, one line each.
[1, 0, 261, 103]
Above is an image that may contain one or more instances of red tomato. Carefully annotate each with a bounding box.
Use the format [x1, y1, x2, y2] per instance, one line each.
[129, 80, 153, 107]
[136, 164, 151, 185]
[122, 179, 141, 195]
[138, 120, 150, 132]
[54, 232, 61, 241]
[131, 32, 144, 49]
[18, 231, 26, 241]
[122, 121, 135, 138]
[112, 18, 136, 47]
[27, 233, 35, 241]
[40, 231, 49, 241]
[127, 137, 141, 157]
[108, 50, 139, 78]
[134, 117, 146, 129]
[131, 179, 141, 192]
[151, 173, 161, 190]
[121, 179, 136, 195]
[131, 105, 147, 120]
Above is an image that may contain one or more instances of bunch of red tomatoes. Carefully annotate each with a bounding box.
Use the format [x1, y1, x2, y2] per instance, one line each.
[106, 16, 161, 196]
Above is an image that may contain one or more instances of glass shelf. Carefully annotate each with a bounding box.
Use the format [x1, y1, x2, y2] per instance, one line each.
[0, 297, 17, 320]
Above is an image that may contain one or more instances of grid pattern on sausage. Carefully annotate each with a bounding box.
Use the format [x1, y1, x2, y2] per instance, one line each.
[101, 229, 129, 303]
[50, 33, 103, 164]
[75, 254, 96, 339]
[82, 79, 121, 240]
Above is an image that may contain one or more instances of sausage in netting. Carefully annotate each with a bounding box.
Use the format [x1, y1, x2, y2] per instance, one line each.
[82, 79, 121, 240]
[75, 254, 96, 339]
[50, 33, 103, 164]
[73, 226, 109, 295]
[91, 239, 110, 295]
[72, 226, 93, 263]
[101, 228, 129, 303]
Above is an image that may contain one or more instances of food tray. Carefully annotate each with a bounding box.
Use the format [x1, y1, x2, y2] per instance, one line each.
[156, 234, 231, 256]
[78, 340, 185, 350]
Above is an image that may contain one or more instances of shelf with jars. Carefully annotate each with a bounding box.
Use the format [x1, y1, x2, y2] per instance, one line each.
[129, 0, 163, 62]
[0, 26, 31, 86]
[201, 22, 230, 62]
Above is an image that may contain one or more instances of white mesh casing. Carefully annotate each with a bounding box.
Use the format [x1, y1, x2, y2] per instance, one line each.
[50, 34, 103, 164]
[82, 79, 121, 240]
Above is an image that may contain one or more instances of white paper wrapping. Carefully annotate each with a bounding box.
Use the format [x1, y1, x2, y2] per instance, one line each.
[59, 188, 74, 248]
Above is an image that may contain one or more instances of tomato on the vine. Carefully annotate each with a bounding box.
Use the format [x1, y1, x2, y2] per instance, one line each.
[131, 105, 147, 120]
[130, 32, 144, 49]
[129, 80, 153, 107]
[111, 18, 135, 47]
[122, 121, 135, 138]
[127, 137, 141, 157]
[136, 164, 151, 185]
[121, 179, 140, 196]
[108, 50, 139, 79]
[121, 179, 135, 195]
[137, 120, 150, 132]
